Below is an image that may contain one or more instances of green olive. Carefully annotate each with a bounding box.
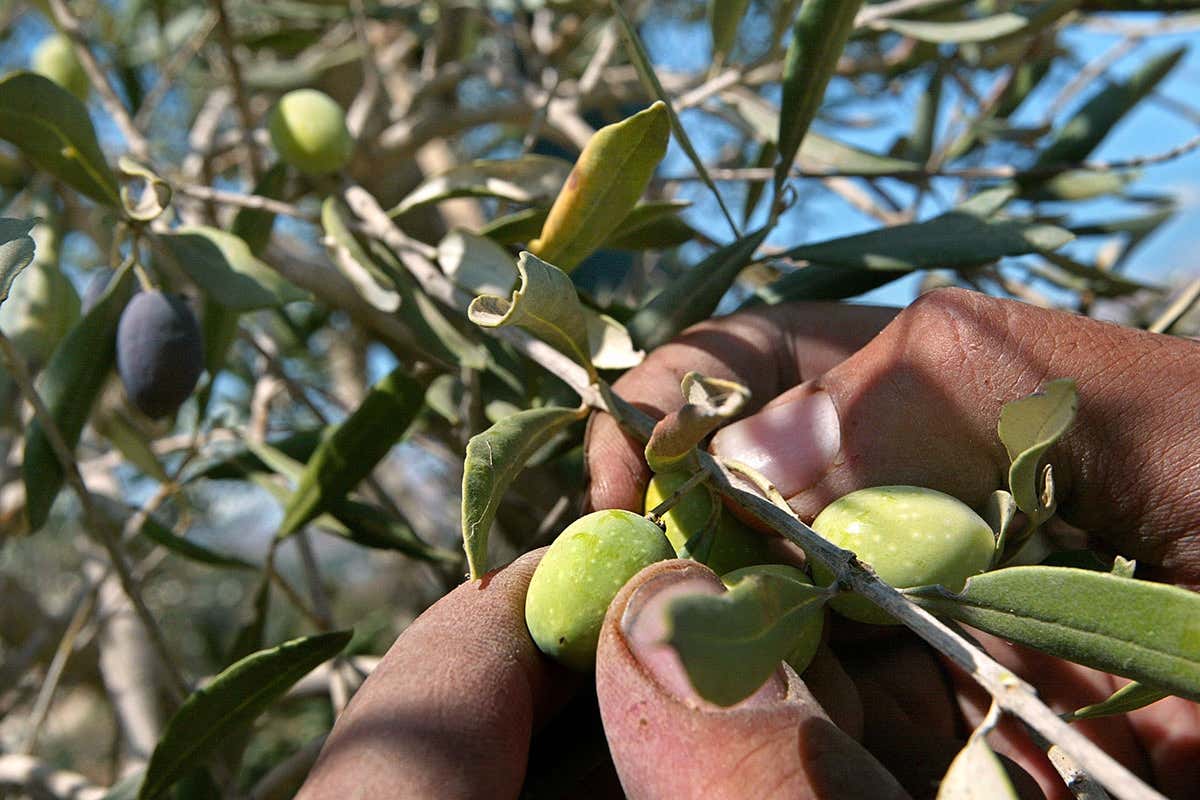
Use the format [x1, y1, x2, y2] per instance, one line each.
[31, 34, 89, 101]
[810, 486, 996, 625]
[0, 260, 80, 370]
[644, 471, 775, 575]
[525, 509, 674, 670]
[721, 564, 824, 674]
[267, 89, 353, 176]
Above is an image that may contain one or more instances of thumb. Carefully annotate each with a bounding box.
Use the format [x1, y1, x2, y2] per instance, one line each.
[595, 559, 908, 800]
[710, 288, 1200, 586]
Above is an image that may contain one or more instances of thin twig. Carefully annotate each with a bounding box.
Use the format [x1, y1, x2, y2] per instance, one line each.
[133, 10, 218, 129]
[212, 0, 262, 180]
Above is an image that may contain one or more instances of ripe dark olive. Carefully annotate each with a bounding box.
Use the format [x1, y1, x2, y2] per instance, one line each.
[116, 291, 204, 419]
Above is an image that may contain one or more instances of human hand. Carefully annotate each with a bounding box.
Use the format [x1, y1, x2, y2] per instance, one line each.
[297, 288, 1200, 799]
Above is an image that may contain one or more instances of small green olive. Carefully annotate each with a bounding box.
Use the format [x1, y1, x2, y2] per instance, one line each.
[721, 563, 824, 674]
[644, 472, 775, 575]
[525, 509, 674, 670]
[0, 260, 80, 370]
[810, 486, 996, 625]
[267, 89, 353, 176]
[31, 34, 89, 101]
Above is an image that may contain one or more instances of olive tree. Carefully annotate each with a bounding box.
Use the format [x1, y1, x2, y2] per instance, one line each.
[1, 0, 1199, 797]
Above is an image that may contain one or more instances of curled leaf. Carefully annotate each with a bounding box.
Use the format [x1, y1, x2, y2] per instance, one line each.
[0, 217, 37, 306]
[998, 379, 1077, 521]
[117, 156, 172, 222]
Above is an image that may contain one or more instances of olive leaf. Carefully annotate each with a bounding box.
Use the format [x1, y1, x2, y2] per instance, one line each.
[997, 379, 1077, 522]
[136, 631, 352, 800]
[709, 0, 751, 66]
[469, 252, 596, 378]
[878, 14, 1029, 44]
[584, 310, 644, 371]
[479, 207, 549, 246]
[92, 407, 170, 482]
[0, 72, 121, 207]
[461, 405, 587, 579]
[278, 366, 426, 536]
[438, 229, 519, 298]
[117, 156, 172, 222]
[603, 201, 696, 251]
[389, 155, 573, 216]
[153, 226, 306, 310]
[983, 489, 1019, 567]
[746, 263, 900, 306]
[776, 0, 864, 186]
[322, 196, 401, 312]
[90, 495, 256, 571]
[0, 217, 37, 306]
[664, 570, 831, 707]
[1033, 47, 1184, 169]
[627, 227, 770, 351]
[909, 566, 1200, 702]
[936, 732, 1018, 799]
[782, 212, 1073, 271]
[645, 372, 750, 471]
[528, 102, 670, 271]
[23, 265, 134, 532]
[610, 0, 739, 236]
[1064, 681, 1169, 723]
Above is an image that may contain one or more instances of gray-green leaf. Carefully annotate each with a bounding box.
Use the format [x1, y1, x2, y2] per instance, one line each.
[998, 379, 1077, 519]
[322, 196, 401, 312]
[0, 217, 37, 306]
[709, 0, 751, 65]
[880, 14, 1029, 44]
[1064, 681, 1169, 722]
[909, 566, 1200, 702]
[136, 631, 352, 799]
[664, 570, 830, 707]
[469, 252, 596, 378]
[936, 736, 1018, 799]
[279, 367, 426, 536]
[0, 72, 120, 207]
[462, 405, 586, 579]
[153, 226, 306, 310]
[390, 155, 573, 216]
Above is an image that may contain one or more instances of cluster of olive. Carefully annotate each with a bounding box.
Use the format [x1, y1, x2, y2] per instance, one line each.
[526, 482, 995, 673]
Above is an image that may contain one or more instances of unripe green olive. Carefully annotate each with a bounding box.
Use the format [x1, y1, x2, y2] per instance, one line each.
[525, 509, 674, 670]
[722, 564, 824, 674]
[0, 260, 80, 370]
[644, 472, 774, 575]
[31, 34, 89, 101]
[810, 486, 996, 625]
[267, 89, 353, 176]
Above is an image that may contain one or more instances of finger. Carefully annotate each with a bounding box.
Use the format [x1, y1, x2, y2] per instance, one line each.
[296, 549, 575, 800]
[586, 302, 898, 514]
[595, 559, 909, 800]
[710, 288, 1200, 586]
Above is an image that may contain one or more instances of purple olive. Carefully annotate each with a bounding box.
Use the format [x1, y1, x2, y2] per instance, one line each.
[116, 291, 204, 419]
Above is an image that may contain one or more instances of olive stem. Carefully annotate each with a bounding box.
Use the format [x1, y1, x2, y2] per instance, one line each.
[644, 467, 710, 525]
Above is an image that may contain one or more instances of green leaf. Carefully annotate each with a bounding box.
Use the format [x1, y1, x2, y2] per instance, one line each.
[137, 631, 352, 800]
[438, 229, 518, 298]
[664, 570, 830, 707]
[23, 266, 133, 531]
[1064, 681, 1169, 722]
[984, 490, 1019, 566]
[880, 14, 1029, 44]
[183, 428, 324, 483]
[528, 103, 670, 271]
[747, 263, 901, 306]
[709, 0, 751, 65]
[909, 566, 1200, 702]
[584, 310, 644, 370]
[997, 379, 1077, 520]
[936, 736, 1018, 799]
[0, 72, 121, 207]
[279, 367, 426, 536]
[1027, 169, 1138, 202]
[153, 226, 306, 310]
[231, 163, 288, 256]
[776, 0, 864, 185]
[610, 0, 739, 236]
[389, 155, 573, 216]
[603, 201, 696, 251]
[331, 499, 461, 563]
[1035, 251, 1155, 298]
[462, 405, 586, 579]
[139, 512, 257, 571]
[92, 407, 170, 482]
[1034, 47, 1185, 168]
[782, 212, 1073, 271]
[322, 197, 401, 312]
[0, 217, 37, 306]
[478, 207, 549, 245]
[469, 252, 596, 377]
[117, 156, 172, 222]
[627, 227, 770, 351]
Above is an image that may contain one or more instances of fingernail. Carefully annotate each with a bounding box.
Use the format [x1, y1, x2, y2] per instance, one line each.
[621, 572, 787, 707]
[711, 388, 840, 499]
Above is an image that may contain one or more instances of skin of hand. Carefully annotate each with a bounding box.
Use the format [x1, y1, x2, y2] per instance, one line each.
[298, 287, 1200, 799]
